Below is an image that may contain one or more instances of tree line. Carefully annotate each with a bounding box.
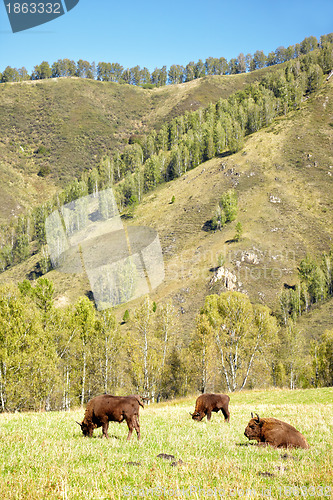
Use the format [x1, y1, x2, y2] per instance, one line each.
[277, 249, 333, 389]
[0, 275, 332, 412]
[1, 39, 332, 274]
[280, 250, 333, 324]
[0, 279, 186, 411]
[1, 34, 332, 86]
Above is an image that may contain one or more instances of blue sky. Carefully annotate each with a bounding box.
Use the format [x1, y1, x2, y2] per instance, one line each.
[0, 0, 332, 74]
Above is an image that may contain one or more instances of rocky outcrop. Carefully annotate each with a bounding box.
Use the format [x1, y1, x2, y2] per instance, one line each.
[209, 266, 239, 291]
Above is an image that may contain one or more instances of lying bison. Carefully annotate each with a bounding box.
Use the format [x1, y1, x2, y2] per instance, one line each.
[190, 393, 230, 422]
[244, 413, 309, 449]
[77, 394, 143, 440]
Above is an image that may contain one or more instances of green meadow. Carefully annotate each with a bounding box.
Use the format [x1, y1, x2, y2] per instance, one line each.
[0, 388, 332, 499]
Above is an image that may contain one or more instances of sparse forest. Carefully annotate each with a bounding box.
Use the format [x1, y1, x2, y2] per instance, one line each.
[0, 267, 332, 411]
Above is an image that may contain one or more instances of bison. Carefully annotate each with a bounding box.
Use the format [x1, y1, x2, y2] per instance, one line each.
[190, 393, 230, 422]
[244, 413, 309, 449]
[76, 394, 144, 440]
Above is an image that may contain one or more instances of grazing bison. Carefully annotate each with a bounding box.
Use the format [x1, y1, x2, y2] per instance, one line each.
[190, 393, 230, 422]
[77, 394, 144, 440]
[244, 413, 309, 449]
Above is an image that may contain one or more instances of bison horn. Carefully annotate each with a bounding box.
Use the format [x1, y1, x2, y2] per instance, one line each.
[251, 412, 254, 419]
[255, 413, 260, 422]
[76, 421, 83, 427]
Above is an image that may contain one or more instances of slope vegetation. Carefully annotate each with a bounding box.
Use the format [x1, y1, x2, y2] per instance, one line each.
[122, 79, 333, 333]
[0, 66, 282, 224]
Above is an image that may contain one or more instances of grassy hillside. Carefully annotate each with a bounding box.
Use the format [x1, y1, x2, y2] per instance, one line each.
[124, 77, 333, 332]
[0, 388, 331, 499]
[1, 79, 333, 337]
[0, 66, 282, 224]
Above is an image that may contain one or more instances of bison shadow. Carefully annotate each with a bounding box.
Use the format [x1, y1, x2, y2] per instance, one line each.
[157, 453, 175, 460]
[258, 471, 275, 478]
[75, 430, 120, 440]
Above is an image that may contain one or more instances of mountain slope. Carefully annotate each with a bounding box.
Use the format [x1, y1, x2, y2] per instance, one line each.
[2, 79, 332, 337]
[0, 65, 283, 224]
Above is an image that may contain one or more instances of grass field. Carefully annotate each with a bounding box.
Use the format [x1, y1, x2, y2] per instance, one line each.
[0, 388, 332, 499]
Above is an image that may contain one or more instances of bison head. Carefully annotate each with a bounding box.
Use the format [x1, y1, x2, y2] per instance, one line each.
[190, 411, 204, 421]
[244, 413, 262, 441]
[76, 419, 95, 437]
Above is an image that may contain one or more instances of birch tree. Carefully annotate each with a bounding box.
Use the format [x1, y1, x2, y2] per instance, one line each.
[316, 330, 333, 386]
[201, 292, 278, 391]
[95, 309, 122, 394]
[0, 284, 57, 411]
[190, 314, 215, 393]
[72, 297, 96, 406]
[127, 297, 159, 398]
[281, 320, 308, 389]
[155, 301, 178, 396]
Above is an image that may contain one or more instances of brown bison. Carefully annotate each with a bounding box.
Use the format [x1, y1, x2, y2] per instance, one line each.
[244, 413, 309, 449]
[77, 394, 144, 440]
[190, 393, 230, 422]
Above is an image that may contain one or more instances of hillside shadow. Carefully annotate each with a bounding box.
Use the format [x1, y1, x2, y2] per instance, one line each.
[217, 151, 233, 158]
[202, 220, 214, 232]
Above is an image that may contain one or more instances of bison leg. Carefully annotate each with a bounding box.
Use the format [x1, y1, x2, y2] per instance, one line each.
[221, 407, 230, 422]
[101, 421, 109, 439]
[125, 417, 134, 441]
[134, 415, 141, 440]
[206, 410, 212, 421]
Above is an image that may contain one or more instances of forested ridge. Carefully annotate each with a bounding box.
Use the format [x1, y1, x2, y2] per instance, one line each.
[1, 34, 331, 86]
[0, 33, 333, 411]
